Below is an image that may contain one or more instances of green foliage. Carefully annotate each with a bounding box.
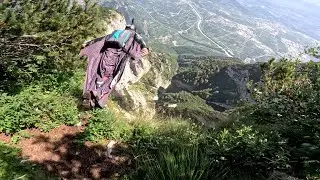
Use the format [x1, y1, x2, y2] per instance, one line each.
[241, 52, 320, 178]
[82, 110, 203, 149]
[0, 0, 113, 93]
[177, 56, 242, 88]
[39, 69, 85, 97]
[123, 119, 210, 178]
[159, 92, 214, 115]
[132, 146, 212, 180]
[83, 109, 132, 142]
[0, 0, 112, 48]
[0, 36, 53, 93]
[157, 91, 226, 125]
[129, 122, 286, 179]
[129, 119, 203, 153]
[306, 47, 320, 58]
[0, 86, 79, 134]
[129, 50, 320, 179]
[191, 88, 213, 99]
[205, 125, 289, 179]
[11, 130, 31, 144]
[0, 142, 56, 179]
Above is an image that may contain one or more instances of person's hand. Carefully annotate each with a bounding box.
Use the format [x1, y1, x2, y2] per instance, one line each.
[141, 48, 149, 57]
[81, 42, 88, 48]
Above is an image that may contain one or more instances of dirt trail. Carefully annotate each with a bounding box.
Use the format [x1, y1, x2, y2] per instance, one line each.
[0, 133, 11, 144]
[0, 125, 130, 180]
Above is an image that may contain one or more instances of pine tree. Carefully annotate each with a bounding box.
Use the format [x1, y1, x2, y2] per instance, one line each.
[0, 0, 114, 92]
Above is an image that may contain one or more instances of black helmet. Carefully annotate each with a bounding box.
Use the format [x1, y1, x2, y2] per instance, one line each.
[125, 24, 135, 30]
[125, 18, 136, 31]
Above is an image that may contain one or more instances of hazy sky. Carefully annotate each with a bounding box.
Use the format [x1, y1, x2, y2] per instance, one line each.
[238, 0, 320, 39]
[302, 0, 320, 6]
[268, 0, 320, 10]
[241, 0, 320, 9]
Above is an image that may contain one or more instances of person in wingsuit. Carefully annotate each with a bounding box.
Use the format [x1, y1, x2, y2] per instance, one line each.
[80, 19, 149, 109]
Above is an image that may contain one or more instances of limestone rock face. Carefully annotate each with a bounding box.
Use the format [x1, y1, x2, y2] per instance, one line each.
[112, 53, 177, 119]
[113, 58, 151, 98]
[104, 12, 126, 34]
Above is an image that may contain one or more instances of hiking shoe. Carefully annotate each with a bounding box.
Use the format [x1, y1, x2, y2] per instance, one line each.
[82, 91, 92, 110]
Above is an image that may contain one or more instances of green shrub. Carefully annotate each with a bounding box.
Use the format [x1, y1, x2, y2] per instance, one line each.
[246, 58, 320, 178]
[83, 109, 132, 142]
[0, 0, 113, 93]
[130, 123, 290, 179]
[129, 119, 203, 153]
[205, 125, 290, 179]
[0, 86, 79, 134]
[0, 142, 56, 179]
[132, 146, 212, 180]
[39, 69, 85, 97]
[0, 0, 112, 50]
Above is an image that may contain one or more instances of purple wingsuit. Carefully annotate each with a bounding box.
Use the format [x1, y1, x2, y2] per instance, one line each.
[80, 31, 142, 108]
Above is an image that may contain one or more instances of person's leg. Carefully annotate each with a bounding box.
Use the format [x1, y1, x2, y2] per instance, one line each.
[96, 76, 114, 108]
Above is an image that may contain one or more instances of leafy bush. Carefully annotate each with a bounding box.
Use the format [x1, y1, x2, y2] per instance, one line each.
[39, 69, 85, 97]
[83, 109, 132, 142]
[129, 119, 203, 153]
[0, 142, 56, 179]
[0, 86, 79, 134]
[130, 124, 288, 179]
[205, 125, 290, 179]
[0, 0, 112, 50]
[0, 0, 113, 93]
[0, 36, 54, 94]
[246, 58, 320, 178]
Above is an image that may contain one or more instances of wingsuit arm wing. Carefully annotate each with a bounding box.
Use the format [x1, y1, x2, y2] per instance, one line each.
[83, 35, 107, 47]
[134, 33, 147, 49]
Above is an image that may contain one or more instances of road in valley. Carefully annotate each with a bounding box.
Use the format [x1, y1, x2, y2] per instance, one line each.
[185, 0, 234, 57]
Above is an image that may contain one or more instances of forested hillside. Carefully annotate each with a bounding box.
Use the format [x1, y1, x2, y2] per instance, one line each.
[0, 0, 319, 179]
[159, 55, 262, 111]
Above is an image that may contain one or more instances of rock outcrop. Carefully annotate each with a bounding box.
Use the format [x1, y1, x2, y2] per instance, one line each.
[112, 53, 177, 120]
[104, 11, 126, 34]
[206, 64, 261, 109]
